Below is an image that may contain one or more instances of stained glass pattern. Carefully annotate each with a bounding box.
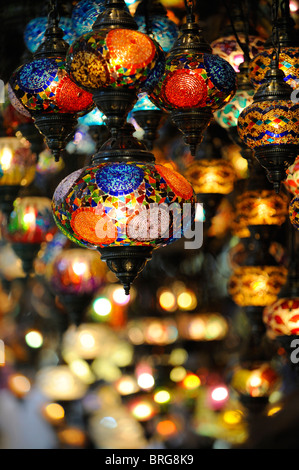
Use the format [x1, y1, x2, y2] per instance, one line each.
[52, 162, 195, 249]
[150, 52, 237, 112]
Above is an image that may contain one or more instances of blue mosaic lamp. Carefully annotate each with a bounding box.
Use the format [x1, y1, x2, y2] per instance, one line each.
[24, 16, 77, 53]
[134, 0, 179, 53]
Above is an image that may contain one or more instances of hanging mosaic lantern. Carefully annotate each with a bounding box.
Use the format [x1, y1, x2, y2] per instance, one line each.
[9, 3, 94, 161]
[211, 32, 265, 73]
[4, 192, 57, 275]
[66, 0, 165, 134]
[47, 248, 108, 325]
[237, 61, 299, 192]
[211, 1, 265, 73]
[249, 5, 299, 90]
[228, 225, 288, 308]
[0, 136, 37, 217]
[214, 60, 255, 147]
[134, 0, 179, 53]
[149, 1, 237, 156]
[24, 16, 77, 53]
[52, 124, 196, 294]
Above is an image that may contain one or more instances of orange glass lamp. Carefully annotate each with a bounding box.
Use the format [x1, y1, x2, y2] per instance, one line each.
[66, 0, 165, 134]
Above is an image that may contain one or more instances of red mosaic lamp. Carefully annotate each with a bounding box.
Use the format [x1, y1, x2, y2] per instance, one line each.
[149, 0, 237, 157]
[66, 0, 165, 135]
[8, 1, 94, 161]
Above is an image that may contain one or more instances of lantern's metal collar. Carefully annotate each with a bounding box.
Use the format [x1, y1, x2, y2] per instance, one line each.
[253, 61, 293, 102]
[92, 0, 138, 31]
[170, 20, 212, 55]
[92, 123, 155, 165]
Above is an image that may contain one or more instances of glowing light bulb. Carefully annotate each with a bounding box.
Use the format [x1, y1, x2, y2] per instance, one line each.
[23, 210, 36, 228]
[0, 147, 13, 171]
[78, 331, 96, 350]
[154, 390, 171, 404]
[211, 386, 229, 402]
[182, 373, 201, 390]
[72, 261, 87, 276]
[115, 376, 139, 395]
[222, 410, 243, 425]
[44, 403, 65, 422]
[8, 373, 31, 398]
[25, 330, 43, 349]
[93, 297, 112, 317]
[137, 372, 155, 390]
[131, 402, 154, 421]
[159, 290, 176, 311]
[112, 286, 130, 305]
[177, 291, 197, 310]
[170, 366, 186, 382]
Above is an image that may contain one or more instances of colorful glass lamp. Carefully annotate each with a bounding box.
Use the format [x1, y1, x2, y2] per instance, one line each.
[52, 123, 195, 295]
[238, 60, 299, 192]
[0, 136, 37, 217]
[211, 1, 265, 73]
[47, 248, 108, 325]
[249, 1, 299, 90]
[4, 190, 57, 275]
[24, 16, 77, 53]
[9, 2, 94, 161]
[149, 0, 237, 157]
[66, 0, 165, 134]
[284, 156, 299, 196]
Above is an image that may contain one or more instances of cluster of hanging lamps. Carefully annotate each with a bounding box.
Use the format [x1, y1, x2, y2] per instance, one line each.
[8, 0, 94, 162]
[237, 1, 299, 192]
[149, 0, 237, 157]
[52, 0, 196, 295]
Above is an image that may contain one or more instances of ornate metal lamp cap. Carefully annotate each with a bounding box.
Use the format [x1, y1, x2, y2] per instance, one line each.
[170, 20, 212, 54]
[92, 0, 138, 31]
[253, 62, 294, 102]
[92, 123, 155, 164]
[34, 3, 70, 58]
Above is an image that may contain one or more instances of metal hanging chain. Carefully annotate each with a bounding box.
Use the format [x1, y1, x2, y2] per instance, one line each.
[222, 0, 251, 62]
[47, 0, 60, 28]
[184, 0, 195, 23]
[144, 0, 153, 37]
[271, 0, 280, 67]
